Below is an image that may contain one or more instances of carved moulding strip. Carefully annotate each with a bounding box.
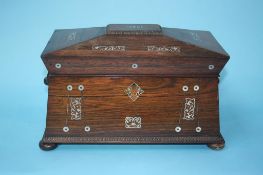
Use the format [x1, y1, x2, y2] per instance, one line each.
[42, 134, 224, 144]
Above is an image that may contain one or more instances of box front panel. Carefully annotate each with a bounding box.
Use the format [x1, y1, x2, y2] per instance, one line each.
[45, 76, 219, 138]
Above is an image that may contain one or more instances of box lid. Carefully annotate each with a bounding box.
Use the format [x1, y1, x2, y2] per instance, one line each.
[41, 24, 229, 76]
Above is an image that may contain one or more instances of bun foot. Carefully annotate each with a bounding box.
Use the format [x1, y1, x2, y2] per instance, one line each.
[39, 141, 57, 151]
[207, 142, 225, 150]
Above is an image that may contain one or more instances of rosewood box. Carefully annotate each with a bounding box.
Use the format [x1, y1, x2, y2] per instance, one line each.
[39, 24, 229, 150]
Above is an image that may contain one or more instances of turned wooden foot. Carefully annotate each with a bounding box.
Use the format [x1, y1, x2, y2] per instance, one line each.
[39, 141, 57, 151]
[207, 142, 225, 150]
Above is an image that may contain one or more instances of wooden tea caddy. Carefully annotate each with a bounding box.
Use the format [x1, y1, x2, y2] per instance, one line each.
[39, 24, 229, 150]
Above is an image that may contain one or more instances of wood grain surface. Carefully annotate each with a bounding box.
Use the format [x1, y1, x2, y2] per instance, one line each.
[40, 25, 229, 148]
[45, 76, 220, 138]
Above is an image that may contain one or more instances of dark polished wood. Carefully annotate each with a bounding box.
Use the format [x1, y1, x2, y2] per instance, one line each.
[40, 24, 229, 150]
[207, 142, 225, 150]
[39, 141, 57, 151]
[45, 76, 219, 136]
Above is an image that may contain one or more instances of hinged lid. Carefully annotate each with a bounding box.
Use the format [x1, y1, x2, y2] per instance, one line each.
[41, 24, 229, 76]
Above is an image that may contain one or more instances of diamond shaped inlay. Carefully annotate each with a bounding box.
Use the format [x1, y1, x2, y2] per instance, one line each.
[124, 82, 144, 101]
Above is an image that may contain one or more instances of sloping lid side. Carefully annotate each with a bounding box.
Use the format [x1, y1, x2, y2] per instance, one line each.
[41, 27, 105, 57]
[163, 27, 229, 57]
[41, 25, 230, 75]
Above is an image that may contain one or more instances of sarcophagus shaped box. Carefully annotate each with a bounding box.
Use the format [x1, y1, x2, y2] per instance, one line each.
[39, 24, 229, 150]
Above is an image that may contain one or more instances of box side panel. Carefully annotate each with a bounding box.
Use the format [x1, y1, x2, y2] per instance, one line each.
[45, 76, 220, 139]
